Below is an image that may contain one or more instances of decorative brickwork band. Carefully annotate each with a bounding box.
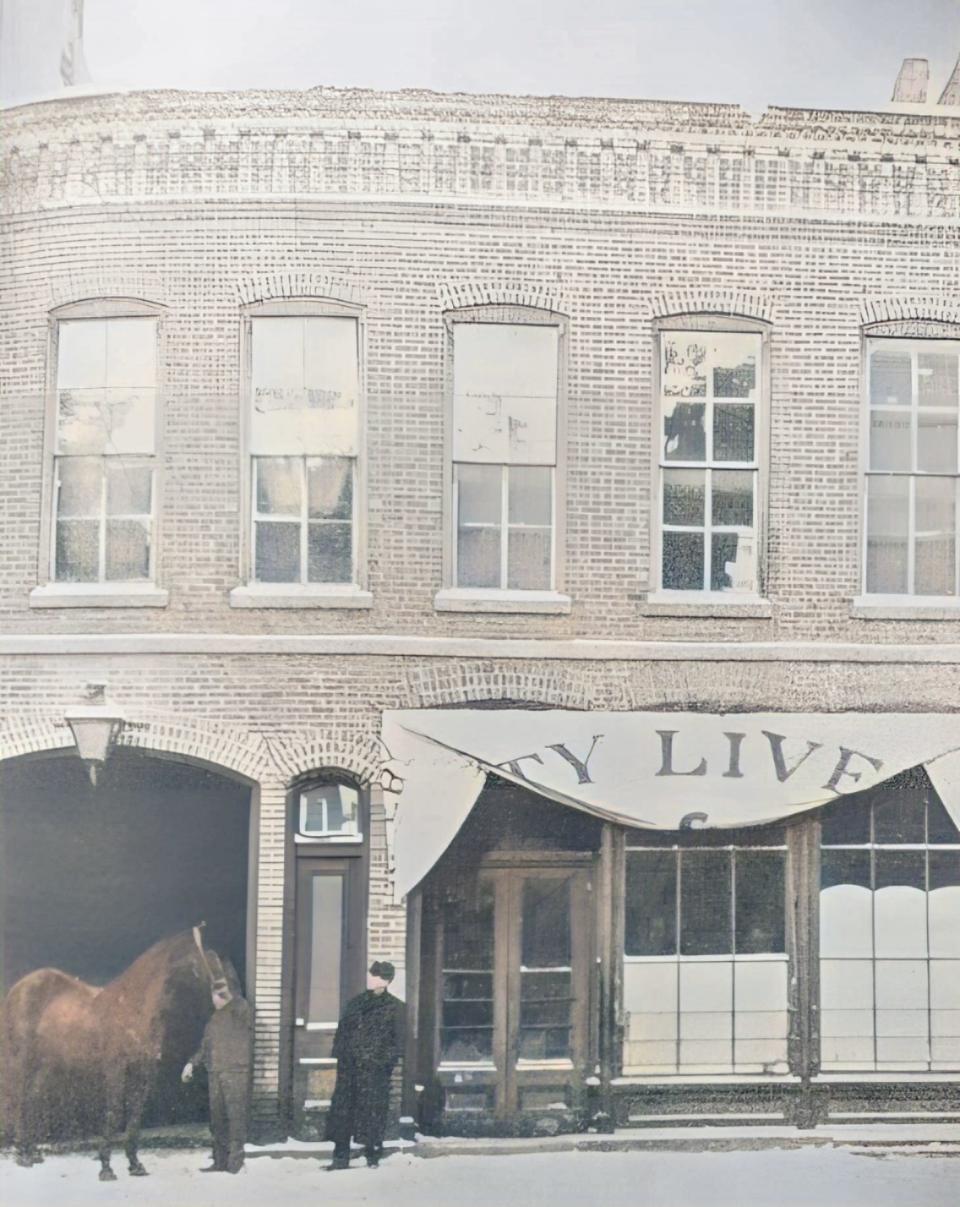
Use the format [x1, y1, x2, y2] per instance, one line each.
[47, 274, 168, 310]
[402, 662, 593, 710]
[437, 281, 568, 316]
[860, 297, 960, 333]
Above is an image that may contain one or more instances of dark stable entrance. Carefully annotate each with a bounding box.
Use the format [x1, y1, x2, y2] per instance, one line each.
[0, 749, 250, 1126]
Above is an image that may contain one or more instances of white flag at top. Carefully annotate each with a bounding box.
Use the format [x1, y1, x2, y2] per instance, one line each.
[1, 0, 91, 108]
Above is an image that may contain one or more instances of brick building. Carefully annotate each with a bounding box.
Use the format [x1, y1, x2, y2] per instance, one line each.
[2, 63, 960, 1138]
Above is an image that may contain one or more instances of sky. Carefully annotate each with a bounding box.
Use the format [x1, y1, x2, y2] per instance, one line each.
[2, 0, 960, 112]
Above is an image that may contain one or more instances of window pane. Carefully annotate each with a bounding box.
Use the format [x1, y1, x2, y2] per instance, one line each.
[662, 531, 705, 590]
[307, 457, 352, 520]
[442, 879, 494, 1061]
[55, 520, 99, 581]
[56, 457, 101, 517]
[928, 794, 960, 844]
[918, 410, 959, 474]
[866, 475, 909, 594]
[457, 463, 501, 524]
[251, 317, 359, 457]
[870, 349, 912, 407]
[625, 851, 677, 956]
[507, 529, 551, 590]
[57, 388, 155, 455]
[874, 784, 926, 844]
[663, 468, 705, 526]
[930, 851, 960, 890]
[105, 518, 150, 581]
[711, 335, 758, 398]
[918, 352, 959, 409]
[255, 521, 300, 582]
[821, 849, 871, 890]
[820, 796, 871, 844]
[662, 335, 707, 399]
[256, 456, 301, 516]
[680, 851, 732, 955]
[711, 532, 756, 593]
[915, 477, 956, 595]
[713, 403, 755, 461]
[663, 402, 706, 461]
[57, 319, 106, 388]
[712, 470, 753, 527]
[875, 851, 925, 889]
[106, 461, 152, 516]
[508, 466, 552, 525]
[308, 522, 352, 583]
[869, 410, 911, 471]
[452, 324, 558, 465]
[735, 852, 786, 953]
[308, 875, 343, 1022]
[105, 318, 157, 387]
[301, 783, 359, 836]
[456, 464, 501, 588]
[522, 877, 571, 967]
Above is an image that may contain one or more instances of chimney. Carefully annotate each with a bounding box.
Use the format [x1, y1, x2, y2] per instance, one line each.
[939, 53, 960, 106]
[891, 57, 929, 103]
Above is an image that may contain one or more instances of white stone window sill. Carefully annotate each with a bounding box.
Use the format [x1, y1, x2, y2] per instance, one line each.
[433, 588, 572, 615]
[639, 592, 772, 619]
[29, 583, 169, 609]
[851, 595, 960, 620]
[229, 584, 373, 610]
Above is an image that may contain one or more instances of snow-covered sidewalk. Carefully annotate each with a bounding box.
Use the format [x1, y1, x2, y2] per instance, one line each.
[2, 1142, 959, 1207]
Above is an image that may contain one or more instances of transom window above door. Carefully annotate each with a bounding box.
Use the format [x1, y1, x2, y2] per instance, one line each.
[248, 314, 360, 586]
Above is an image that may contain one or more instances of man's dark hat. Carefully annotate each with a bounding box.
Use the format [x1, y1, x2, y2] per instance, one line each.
[369, 960, 395, 982]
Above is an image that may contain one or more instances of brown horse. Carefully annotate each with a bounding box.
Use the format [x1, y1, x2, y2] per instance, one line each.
[1, 928, 216, 1180]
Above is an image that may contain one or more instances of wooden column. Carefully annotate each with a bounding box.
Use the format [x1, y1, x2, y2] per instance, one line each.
[786, 815, 822, 1126]
[401, 887, 423, 1123]
[596, 822, 625, 1130]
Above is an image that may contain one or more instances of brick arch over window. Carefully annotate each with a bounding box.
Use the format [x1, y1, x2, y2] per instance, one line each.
[651, 288, 776, 324]
[266, 734, 385, 786]
[402, 663, 592, 710]
[236, 271, 362, 308]
[860, 298, 960, 329]
[47, 275, 168, 311]
[437, 281, 568, 316]
[0, 713, 267, 784]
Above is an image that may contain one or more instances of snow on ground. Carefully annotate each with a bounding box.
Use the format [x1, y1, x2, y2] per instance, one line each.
[1, 1144, 959, 1207]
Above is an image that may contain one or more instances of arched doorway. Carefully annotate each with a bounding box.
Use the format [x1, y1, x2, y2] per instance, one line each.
[0, 748, 252, 1125]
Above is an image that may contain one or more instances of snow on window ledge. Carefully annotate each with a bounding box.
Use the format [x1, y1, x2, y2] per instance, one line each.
[434, 588, 572, 615]
[229, 583, 373, 610]
[29, 583, 169, 609]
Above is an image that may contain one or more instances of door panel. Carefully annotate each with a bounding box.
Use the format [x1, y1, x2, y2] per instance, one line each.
[292, 858, 364, 1133]
[434, 862, 593, 1127]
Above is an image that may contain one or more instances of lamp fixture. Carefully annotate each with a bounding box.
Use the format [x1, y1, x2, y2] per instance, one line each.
[65, 685, 125, 786]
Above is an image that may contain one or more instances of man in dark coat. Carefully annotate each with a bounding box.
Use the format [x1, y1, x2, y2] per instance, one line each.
[181, 970, 254, 1174]
[325, 960, 404, 1170]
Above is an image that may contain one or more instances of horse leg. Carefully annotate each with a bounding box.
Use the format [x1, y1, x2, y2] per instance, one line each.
[97, 1077, 122, 1182]
[123, 1069, 151, 1177]
[12, 1048, 43, 1167]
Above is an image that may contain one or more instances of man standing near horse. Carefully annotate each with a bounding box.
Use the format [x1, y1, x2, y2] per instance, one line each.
[325, 960, 404, 1171]
[181, 958, 253, 1175]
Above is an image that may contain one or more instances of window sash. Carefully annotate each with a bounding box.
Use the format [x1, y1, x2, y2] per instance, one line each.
[864, 341, 960, 597]
[658, 330, 762, 595]
[52, 455, 155, 583]
[452, 462, 555, 590]
[251, 455, 356, 585]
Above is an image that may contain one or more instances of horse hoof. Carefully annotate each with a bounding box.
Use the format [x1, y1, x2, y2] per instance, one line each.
[129, 1165, 149, 1177]
[15, 1154, 33, 1168]
[99, 1168, 118, 1182]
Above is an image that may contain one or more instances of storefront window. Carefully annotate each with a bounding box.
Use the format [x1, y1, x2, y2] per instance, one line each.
[623, 831, 788, 1075]
[440, 879, 495, 1062]
[819, 769, 960, 1071]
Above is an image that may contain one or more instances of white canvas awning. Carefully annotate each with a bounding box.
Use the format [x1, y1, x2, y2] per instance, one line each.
[380, 710, 960, 900]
